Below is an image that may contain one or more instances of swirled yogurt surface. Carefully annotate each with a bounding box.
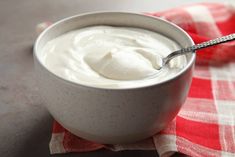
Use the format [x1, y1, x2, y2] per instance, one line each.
[39, 26, 187, 88]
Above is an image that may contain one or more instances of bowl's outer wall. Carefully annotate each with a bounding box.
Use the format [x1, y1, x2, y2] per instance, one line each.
[34, 12, 195, 144]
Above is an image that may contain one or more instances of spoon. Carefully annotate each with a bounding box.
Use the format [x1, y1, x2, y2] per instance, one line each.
[155, 33, 235, 70]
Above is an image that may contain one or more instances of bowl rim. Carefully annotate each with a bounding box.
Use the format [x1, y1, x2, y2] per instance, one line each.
[34, 11, 196, 90]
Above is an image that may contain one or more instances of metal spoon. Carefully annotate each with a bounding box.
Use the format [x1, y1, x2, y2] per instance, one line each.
[155, 33, 235, 70]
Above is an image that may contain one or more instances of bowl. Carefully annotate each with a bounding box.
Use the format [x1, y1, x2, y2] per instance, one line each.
[34, 12, 195, 144]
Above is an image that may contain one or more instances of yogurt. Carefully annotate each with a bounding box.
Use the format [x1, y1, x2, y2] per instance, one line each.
[39, 26, 187, 88]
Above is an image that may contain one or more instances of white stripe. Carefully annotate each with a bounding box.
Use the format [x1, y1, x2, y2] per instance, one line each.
[224, 2, 235, 12]
[221, 151, 235, 157]
[210, 4, 234, 22]
[210, 63, 235, 100]
[210, 65, 235, 153]
[184, 5, 221, 38]
[153, 135, 177, 157]
[179, 98, 218, 124]
[215, 101, 235, 152]
[153, 119, 177, 157]
[213, 100, 235, 125]
[176, 136, 232, 156]
[209, 63, 235, 81]
[49, 133, 66, 154]
[184, 5, 215, 23]
[193, 65, 211, 80]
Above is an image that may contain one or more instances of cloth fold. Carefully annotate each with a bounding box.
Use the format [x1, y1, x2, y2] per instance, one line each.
[149, 2, 235, 65]
[39, 2, 235, 157]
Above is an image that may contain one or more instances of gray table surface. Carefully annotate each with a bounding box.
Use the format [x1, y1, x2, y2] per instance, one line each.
[0, 0, 232, 156]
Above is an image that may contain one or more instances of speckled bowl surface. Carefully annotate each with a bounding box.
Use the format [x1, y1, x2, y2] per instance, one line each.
[34, 12, 195, 144]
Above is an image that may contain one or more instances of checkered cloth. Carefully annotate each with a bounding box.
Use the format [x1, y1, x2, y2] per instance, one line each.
[38, 3, 235, 156]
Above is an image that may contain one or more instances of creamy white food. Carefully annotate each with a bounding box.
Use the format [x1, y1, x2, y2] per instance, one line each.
[39, 26, 187, 88]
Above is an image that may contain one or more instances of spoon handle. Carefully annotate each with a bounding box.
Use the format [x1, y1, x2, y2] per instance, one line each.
[164, 33, 235, 64]
[187, 33, 235, 51]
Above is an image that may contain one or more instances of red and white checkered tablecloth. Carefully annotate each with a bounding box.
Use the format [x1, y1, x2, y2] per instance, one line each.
[37, 2, 235, 157]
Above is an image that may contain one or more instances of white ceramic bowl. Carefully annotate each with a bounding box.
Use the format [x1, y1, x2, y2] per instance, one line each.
[34, 12, 195, 144]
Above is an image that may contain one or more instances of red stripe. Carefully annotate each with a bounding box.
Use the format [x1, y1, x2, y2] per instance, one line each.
[217, 15, 235, 35]
[52, 121, 66, 133]
[176, 116, 221, 150]
[189, 77, 213, 99]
